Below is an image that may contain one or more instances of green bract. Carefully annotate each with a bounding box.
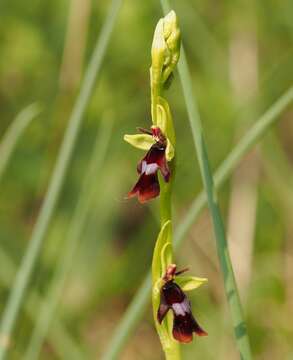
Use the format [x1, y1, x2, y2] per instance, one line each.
[152, 221, 173, 351]
[160, 242, 172, 275]
[123, 133, 155, 151]
[156, 97, 175, 161]
[151, 10, 181, 88]
[152, 220, 172, 282]
[175, 276, 208, 292]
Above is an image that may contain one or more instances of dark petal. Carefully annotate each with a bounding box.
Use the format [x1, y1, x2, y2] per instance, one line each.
[157, 296, 170, 324]
[136, 140, 170, 180]
[171, 296, 207, 342]
[172, 314, 194, 343]
[172, 308, 207, 343]
[145, 143, 170, 182]
[162, 281, 185, 305]
[192, 316, 208, 337]
[127, 172, 160, 203]
[144, 143, 166, 164]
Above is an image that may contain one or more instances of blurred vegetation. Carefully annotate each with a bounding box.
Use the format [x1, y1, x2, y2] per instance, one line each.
[0, 0, 292, 359]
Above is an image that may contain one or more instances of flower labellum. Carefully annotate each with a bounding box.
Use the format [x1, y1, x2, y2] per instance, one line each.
[157, 265, 207, 343]
[127, 127, 170, 203]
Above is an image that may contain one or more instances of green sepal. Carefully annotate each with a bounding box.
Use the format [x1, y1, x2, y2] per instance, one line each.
[155, 97, 175, 162]
[160, 242, 172, 274]
[166, 139, 174, 162]
[156, 97, 175, 143]
[123, 133, 154, 150]
[152, 220, 172, 282]
[152, 220, 173, 352]
[175, 275, 208, 292]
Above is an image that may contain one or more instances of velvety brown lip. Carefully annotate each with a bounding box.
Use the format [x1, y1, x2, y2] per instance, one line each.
[127, 127, 170, 203]
[157, 277, 207, 343]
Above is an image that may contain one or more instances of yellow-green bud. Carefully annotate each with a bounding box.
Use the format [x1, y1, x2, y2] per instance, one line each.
[151, 10, 181, 87]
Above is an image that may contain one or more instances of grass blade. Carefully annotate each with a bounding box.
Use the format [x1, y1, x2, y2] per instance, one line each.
[0, 103, 41, 181]
[174, 90, 293, 247]
[101, 278, 151, 360]
[25, 116, 113, 360]
[0, 1, 122, 358]
[0, 249, 84, 360]
[177, 49, 252, 360]
[102, 81, 293, 359]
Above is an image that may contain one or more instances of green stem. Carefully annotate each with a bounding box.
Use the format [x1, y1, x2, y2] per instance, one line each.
[165, 346, 181, 360]
[150, 27, 180, 358]
[177, 46, 252, 360]
[150, 69, 161, 124]
[0, 248, 84, 360]
[0, 1, 122, 358]
[159, 177, 172, 225]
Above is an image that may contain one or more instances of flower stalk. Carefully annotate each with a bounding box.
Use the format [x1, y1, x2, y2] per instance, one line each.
[150, 12, 180, 359]
[124, 11, 207, 360]
[149, 12, 206, 360]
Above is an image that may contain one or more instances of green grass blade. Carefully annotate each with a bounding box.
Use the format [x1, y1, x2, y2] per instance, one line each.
[25, 116, 113, 360]
[0, 248, 84, 360]
[102, 83, 293, 360]
[161, 1, 252, 358]
[180, 54, 251, 360]
[0, 1, 122, 358]
[0, 103, 41, 181]
[101, 277, 151, 360]
[174, 88, 293, 247]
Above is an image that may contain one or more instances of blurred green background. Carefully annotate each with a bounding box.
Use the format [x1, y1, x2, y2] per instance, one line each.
[0, 0, 292, 359]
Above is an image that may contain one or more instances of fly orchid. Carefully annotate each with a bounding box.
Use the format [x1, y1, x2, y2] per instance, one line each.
[158, 264, 207, 343]
[124, 98, 175, 203]
[152, 221, 207, 354]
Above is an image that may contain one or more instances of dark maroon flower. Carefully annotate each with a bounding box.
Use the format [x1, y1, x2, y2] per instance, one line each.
[127, 127, 170, 203]
[157, 265, 207, 343]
